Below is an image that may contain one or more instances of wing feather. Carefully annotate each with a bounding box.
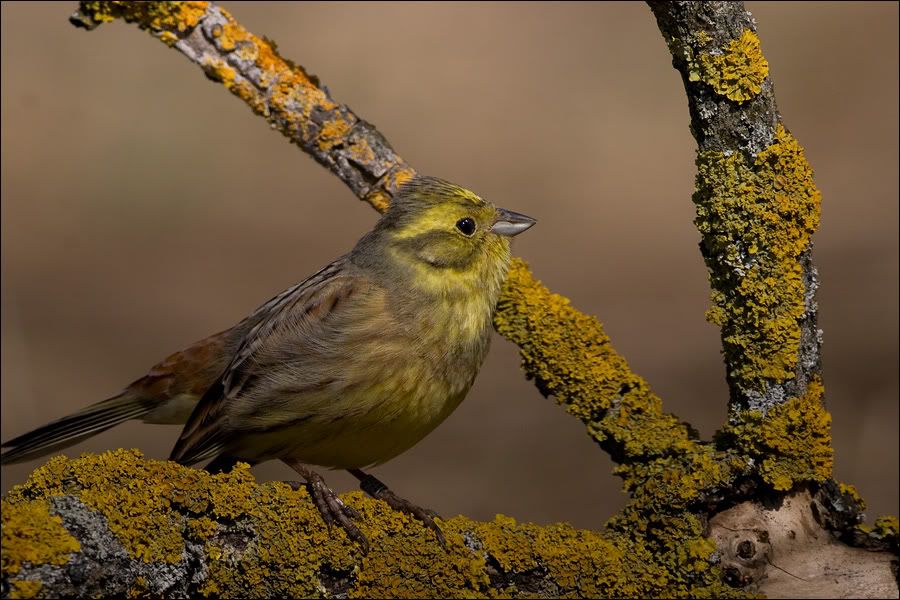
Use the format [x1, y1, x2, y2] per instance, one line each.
[169, 256, 361, 465]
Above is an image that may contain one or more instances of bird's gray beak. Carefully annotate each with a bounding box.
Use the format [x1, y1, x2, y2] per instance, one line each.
[490, 208, 536, 237]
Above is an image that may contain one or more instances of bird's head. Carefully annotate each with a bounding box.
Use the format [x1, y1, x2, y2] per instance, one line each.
[359, 176, 536, 276]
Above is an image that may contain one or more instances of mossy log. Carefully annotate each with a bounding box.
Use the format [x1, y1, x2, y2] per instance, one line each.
[0, 450, 731, 599]
[3, 451, 897, 599]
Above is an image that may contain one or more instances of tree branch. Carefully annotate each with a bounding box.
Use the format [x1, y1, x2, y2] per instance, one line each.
[0, 450, 739, 599]
[648, 1, 823, 415]
[71, 1, 413, 213]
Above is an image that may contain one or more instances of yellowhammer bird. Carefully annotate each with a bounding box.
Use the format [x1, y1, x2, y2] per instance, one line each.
[1, 175, 535, 550]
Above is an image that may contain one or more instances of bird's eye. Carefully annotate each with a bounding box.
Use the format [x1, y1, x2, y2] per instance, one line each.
[456, 217, 476, 236]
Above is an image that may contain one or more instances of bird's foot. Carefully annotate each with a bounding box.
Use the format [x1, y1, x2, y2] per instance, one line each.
[282, 464, 368, 554]
[351, 470, 446, 547]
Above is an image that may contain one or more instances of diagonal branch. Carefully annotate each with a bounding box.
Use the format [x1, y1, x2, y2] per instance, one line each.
[72, 0, 414, 212]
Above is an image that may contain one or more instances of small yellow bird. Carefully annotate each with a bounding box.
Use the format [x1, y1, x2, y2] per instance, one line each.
[1, 176, 535, 550]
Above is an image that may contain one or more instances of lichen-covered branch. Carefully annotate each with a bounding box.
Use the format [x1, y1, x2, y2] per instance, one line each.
[4, 452, 895, 599]
[495, 262, 699, 466]
[648, 1, 823, 415]
[1, 450, 746, 599]
[70, 1, 414, 212]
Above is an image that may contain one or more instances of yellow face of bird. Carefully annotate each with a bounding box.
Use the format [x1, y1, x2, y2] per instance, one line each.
[373, 176, 536, 272]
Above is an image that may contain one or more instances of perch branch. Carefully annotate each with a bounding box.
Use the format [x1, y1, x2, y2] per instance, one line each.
[1, 450, 743, 599]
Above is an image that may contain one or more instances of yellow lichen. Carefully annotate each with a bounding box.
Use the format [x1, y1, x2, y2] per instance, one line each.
[8, 580, 43, 600]
[1, 498, 81, 575]
[81, 1, 209, 33]
[128, 576, 149, 599]
[3, 450, 746, 598]
[490, 260, 754, 596]
[495, 260, 641, 420]
[187, 516, 219, 540]
[694, 124, 821, 391]
[857, 515, 900, 544]
[699, 29, 769, 102]
[494, 259, 697, 464]
[695, 31, 712, 47]
[725, 378, 832, 490]
[839, 482, 865, 509]
[872, 516, 899, 536]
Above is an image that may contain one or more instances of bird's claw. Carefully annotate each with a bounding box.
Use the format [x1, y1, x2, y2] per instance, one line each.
[284, 477, 368, 553]
[372, 487, 446, 548]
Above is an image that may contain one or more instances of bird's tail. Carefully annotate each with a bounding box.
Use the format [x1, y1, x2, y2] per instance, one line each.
[0, 392, 152, 465]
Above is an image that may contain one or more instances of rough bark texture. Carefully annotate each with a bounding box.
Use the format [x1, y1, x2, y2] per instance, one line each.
[0, 450, 750, 599]
[648, 1, 823, 415]
[1, 2, 897, 599]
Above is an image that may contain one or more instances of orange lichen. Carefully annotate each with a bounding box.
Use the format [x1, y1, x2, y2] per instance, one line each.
[366, 167, 419, 213]
[80, 1, 209, 33]
[349, 137, 376, 164]
[318, 118, 353, 152]
[76, 0, 412, 213]
[202, 57, 236, 89]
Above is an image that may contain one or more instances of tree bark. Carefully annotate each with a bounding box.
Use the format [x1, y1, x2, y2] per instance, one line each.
[648, 1, 823, 416]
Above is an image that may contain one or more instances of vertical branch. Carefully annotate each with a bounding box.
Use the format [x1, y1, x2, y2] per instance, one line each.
[648, 1, 823, 417]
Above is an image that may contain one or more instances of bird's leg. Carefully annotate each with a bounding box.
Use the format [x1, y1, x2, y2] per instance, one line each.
[348, 468, 446, 547]
[282, 459, 367, 553]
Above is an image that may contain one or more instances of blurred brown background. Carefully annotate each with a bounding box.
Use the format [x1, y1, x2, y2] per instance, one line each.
[2, 2, 897, 528]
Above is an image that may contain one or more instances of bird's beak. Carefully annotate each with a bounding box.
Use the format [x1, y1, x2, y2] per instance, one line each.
[490, 208, 537, 237]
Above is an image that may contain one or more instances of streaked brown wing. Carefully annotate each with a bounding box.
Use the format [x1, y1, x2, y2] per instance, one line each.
[168, 256, 354, 465]
[128, 326, 238, 408]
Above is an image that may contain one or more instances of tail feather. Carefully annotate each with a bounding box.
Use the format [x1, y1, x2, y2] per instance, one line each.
[0, 393, 151, 465]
